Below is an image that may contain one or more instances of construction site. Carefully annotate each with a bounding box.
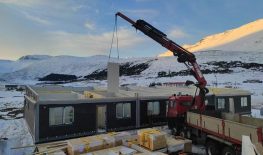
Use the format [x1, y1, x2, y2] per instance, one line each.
[10, 12, 261, 155]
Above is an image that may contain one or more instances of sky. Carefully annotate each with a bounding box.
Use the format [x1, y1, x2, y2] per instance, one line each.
[0, 0, 263, 60]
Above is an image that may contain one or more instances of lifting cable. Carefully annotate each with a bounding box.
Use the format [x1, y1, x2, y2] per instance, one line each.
[108, 15, 119, 61]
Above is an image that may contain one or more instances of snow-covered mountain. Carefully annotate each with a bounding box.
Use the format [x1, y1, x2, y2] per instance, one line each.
[0, 55, 153, 81]
[159, 19, 263, 56]
[18, 55, 52, 61]
[0, 55, 50, 74]
[0, 55, 105, 80]
[0, 51, 262, 82]
[0, 51, 263, 106]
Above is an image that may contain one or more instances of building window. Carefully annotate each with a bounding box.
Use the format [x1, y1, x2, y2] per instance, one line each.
[217, 98, 225, 109]
[63, 106, 74, 124]
[116, 103, 131, 119]
[49, 106, 74, 126]
[241, 97, 248, 107]
[148, 101, 160, 115]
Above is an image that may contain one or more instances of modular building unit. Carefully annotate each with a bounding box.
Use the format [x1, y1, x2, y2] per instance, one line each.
[24, 85, 252, 144]
[24, 85, 183, 143]
[205, 88, 251, 115]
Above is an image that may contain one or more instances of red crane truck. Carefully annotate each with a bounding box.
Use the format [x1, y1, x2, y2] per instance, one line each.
[116, 12, 263, 155]
[115, 11, 208, 133]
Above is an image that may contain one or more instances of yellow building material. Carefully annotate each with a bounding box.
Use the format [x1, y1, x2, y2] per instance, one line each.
[67, 138, 87, 155]
[108, 131, 132, 145]
[81, 146, 137, 155]
[38, 130, 191, 155]
[83, 91, 104, 99]
[137, 128, 167, 151]
[166, 136, 192, 153]
[67, 134, 116, 155]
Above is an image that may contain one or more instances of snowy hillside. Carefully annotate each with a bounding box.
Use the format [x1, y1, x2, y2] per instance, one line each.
[18, 55, 51, 61]
[1, 55, 109, 80]
[0, 55, 51, 74]
[1, 51, 263, 82]
[0, 55, 153, 82]
[159, 19, 263, 56]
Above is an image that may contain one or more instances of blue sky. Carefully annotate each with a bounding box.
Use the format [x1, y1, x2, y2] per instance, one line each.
[0, 0, 263, 60]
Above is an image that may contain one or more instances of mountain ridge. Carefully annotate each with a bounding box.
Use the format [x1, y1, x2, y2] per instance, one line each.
[159, 18, 263, 57]
[0, 51, 263, 83]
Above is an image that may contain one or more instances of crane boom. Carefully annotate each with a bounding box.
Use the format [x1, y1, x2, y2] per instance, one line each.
[116, 12, 209, 133]
[115, 12, 207, 94]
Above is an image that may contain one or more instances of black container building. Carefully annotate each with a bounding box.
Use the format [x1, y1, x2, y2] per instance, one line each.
[24, 85, 251, 143]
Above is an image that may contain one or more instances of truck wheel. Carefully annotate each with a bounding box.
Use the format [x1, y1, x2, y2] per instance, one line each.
[206, 140, 220, 155]
[221, 146, 236, 155]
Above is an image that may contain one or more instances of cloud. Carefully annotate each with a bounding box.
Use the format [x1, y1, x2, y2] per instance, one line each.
[84, 21, 95, 30]
[23, 12, 51, 25]
[135, 0, 157, 2]
[168, 27, 190, 39]
[71, 5, 86, 12]
[158, 50, 173, 57]
[0, 27, 146, 60]
[45, 28, 146, 56]
[124, 9, 159, 17]
[0, 0, 41, 7]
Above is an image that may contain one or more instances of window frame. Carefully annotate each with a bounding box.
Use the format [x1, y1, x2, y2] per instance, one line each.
[116, 103, 131, 119]
[241, 97, 248, 107]
[49, 106, 74, 126]
[63, 106, 74, 125]
[147, 101, 160, 116]
[217, 98, 226, 109]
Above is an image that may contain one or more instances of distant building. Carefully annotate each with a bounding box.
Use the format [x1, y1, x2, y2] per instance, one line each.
[163, 82, 185, 87]
[5, 85, 26, 91]
[5, 85, 18, 90]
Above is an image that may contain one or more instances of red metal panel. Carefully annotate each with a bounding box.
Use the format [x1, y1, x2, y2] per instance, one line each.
[257, 127, 263, 143]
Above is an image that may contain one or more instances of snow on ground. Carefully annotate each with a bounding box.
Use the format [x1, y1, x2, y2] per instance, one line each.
[0, 90, 24, 120]
[0, 89, 34, 155]
[0, 119, 34, 155]
[251, 109, 263, 119]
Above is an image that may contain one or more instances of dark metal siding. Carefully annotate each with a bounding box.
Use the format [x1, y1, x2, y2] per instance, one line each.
[39, 103, 97, 141]
[106, 101, 136, 131]
[214, 95, 251, 114]
[205, 95, 216, 110]
[234, 95, 251, 114]
[205, 95, 215, 106]
[140, 99, 167, 127]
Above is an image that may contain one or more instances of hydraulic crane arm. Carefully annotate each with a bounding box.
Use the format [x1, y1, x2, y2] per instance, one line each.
[115, 12, 207, 91]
